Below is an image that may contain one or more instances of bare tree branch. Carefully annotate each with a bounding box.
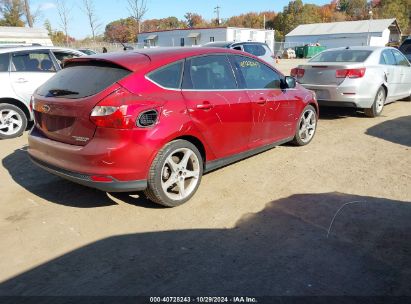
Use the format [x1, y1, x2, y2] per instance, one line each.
[55, 0, 71, 44]
[127, 0, 148, 33]
[81, 0, 101, 40]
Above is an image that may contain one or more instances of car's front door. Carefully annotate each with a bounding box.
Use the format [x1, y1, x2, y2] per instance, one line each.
[181, 54, 252, 159]
[9, 50, 57, 105]
[380, 50, 402, 101]
[230, 55, 296, 147]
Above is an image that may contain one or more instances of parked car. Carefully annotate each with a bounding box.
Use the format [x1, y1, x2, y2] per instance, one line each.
[204, 41, 276, 66]
[399, 37, 411, 62]
[0, 46, 84, 139]
[78, 48, 98, 55]
[28, 47, 318, 207]
[291, 46, 411, 117]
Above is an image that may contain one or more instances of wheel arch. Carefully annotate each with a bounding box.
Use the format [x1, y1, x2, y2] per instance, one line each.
[174, 135, 207, 167]
[0, 97, 32, 121]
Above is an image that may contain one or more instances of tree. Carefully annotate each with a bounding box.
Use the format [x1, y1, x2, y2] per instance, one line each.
[374, 0, 410, 34]
[44, 18, 75, 45]
[55, 0, 71, 44]
[104, 17, 137, 43]
[127, 0, 147, 33]
[337, 0, 368, 20]
[0, 0, 25, 26]
[81, 0, 101, 40]
[184, 12, 207, 28]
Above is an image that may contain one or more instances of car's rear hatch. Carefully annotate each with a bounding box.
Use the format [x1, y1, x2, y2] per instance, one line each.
[33, 56, 150, 146]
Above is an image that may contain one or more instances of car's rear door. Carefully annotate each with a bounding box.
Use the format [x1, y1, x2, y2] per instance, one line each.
[379, 49, 401, 101]
[230, 55, 296, 147]
[9, 50, 58, 105]
[181, 54, 252, 159]
[391, 49, 411, 97]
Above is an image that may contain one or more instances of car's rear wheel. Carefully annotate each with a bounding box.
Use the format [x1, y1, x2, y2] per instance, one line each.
[291, 105, 317, 146]
[0, 104, 27, 139]
[365, 87, 385, 117]
[144, 140, 203, 207]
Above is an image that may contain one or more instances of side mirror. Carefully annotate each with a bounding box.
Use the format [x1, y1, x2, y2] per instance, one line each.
[283, 76, 296, 89]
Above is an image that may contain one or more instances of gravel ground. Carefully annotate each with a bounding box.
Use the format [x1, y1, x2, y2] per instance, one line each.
[0, 59, 410, 296]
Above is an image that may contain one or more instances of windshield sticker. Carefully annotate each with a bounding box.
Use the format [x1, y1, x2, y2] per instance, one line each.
[239, 60, 260, 68]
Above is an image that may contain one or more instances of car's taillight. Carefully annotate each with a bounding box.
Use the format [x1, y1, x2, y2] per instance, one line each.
[336, 68, 366, 78]
[29, 96, 34, 112]
[90, 88, 135, 129]
[290, 68, 305, 78]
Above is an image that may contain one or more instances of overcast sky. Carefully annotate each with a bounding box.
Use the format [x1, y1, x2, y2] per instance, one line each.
[30, 0, 331, 39]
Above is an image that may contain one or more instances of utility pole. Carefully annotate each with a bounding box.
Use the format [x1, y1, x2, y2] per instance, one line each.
[214, 5, 220, 25]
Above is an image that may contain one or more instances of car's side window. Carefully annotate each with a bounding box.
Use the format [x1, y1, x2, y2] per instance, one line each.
[147, 61, 183, 89]
[185, 55, 237, 90]
[392, 49, 410, 67]
[52, 51, 80, 67]
[11, 51, 56, 72]
[0, 53, 9, 72]
[232, 55, 281, 89]
[380, 50, 396, 66]
[243, 44, 266, 56]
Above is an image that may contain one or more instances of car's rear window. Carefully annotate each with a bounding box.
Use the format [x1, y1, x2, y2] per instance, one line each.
[37, 62, 131, 98]
[310, 50, 372, 62]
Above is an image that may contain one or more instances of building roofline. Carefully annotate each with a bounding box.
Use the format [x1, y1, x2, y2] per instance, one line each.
[139, 26, 272, 35]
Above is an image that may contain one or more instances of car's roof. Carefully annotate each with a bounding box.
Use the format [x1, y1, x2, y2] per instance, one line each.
[204, 41, 268, 48]
[321, 46, 391, 52]
[66, 47, 253, 72]
[0, 46, 83, 54]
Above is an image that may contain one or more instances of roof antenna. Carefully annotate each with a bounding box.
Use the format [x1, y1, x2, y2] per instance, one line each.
[345, 46, 350, 49]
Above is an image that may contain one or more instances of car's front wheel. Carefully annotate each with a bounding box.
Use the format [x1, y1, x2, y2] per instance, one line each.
[365, 87, 385, 117]
[0, 104, 28, 140]
[145, 140, 203, 207]
[291, 105, 317, 146]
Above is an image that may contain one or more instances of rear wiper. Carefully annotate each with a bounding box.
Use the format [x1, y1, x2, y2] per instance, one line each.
[48, 89, 79, 97]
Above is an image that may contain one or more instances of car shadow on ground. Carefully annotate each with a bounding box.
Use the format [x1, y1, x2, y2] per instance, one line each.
[0, 192, 410, 296]
[318, 106, 366, 120]
[366, 115, 411, 147]
[1, 147, 161, 209]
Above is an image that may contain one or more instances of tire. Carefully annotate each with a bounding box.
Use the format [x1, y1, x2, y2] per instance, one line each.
[0, 103, 28, 139]
[291, 105, 317, 146]
[144, 139, 203, 207]
[364, 87, 385, 117]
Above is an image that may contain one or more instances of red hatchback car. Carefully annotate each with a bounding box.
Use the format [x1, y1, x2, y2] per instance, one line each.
[28, 48, 318, 207]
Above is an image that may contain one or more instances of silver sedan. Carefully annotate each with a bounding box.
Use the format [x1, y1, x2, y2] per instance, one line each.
[291, 46, 411, 117]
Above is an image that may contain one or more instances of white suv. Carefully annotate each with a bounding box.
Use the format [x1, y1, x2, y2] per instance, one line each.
[204, 41, 276, 66]
[0, 46, 84, 139]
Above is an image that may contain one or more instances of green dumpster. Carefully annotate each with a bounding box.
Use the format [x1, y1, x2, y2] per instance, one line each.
[303, 45, 326, 58]
[295, 46, 305, 58]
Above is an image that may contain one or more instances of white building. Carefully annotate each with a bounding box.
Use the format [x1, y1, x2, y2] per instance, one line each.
[0, 26, 52, 46]
[138, 27, 275, 51]
[285, 18, 401, 49]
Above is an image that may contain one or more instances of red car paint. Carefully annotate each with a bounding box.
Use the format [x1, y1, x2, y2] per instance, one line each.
[28, 47, 318, 192]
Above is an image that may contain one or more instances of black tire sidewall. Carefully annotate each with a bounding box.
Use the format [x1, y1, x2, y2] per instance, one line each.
[149, 140, 203, 207]
[0, 104, 28, 139]
[293, 104, 317, 146]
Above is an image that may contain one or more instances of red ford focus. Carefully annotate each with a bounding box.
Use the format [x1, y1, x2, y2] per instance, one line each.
[28, 48, 318, 207]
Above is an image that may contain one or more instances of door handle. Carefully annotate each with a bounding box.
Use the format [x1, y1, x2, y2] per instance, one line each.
[16, 78, 28, 83]
[196, 101, 213, 110]
[256, 97, 267, 105]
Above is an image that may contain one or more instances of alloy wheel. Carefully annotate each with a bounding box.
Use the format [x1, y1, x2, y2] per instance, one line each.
[0, 109, 23, 137]
[161, 148, 201, 200]
[298, 108, 316, 144]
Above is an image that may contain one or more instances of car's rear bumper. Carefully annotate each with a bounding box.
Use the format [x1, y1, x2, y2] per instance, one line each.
[30, 155, 147, 192]
[301, 83, 374, 108]
[28, 126, 153, 192]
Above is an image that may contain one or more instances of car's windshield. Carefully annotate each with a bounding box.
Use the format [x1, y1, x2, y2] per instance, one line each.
[310, 50, 372, 62]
